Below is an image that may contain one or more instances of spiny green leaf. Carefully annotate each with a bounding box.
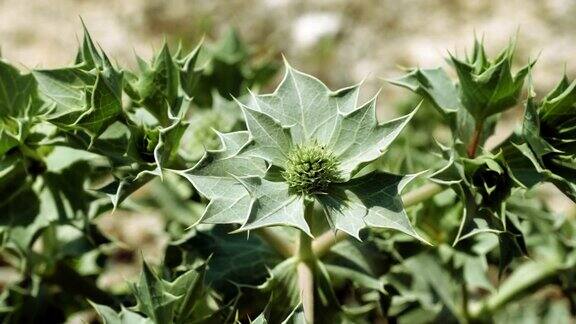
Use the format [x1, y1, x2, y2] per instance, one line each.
[33, 66, 94, 116]
[235, 176, 310, 235]
[172, 131, 266, 225]
[258, 258, 340, 323]
[241, 105, 294, 168]
[0, 59, 48, 154]
[328, 98, 418, 179]
[130, 261, 222, 324]
[450, 39, 532, 121]
[245, 60, 362, 147]
[521, 77, 576, 201]
[91, 302, 154, 324]
[126, 43, 181, 125]
[318, 171, 426, 241]
[0, 60, 46, 119]
[73, 69, 124, 140]
[130, 262, 181, 323]
[33, 28, 123, 141]
[75, 20, 105, 70]
[389, 67, 463, 115]
[168, 225, 283, 294]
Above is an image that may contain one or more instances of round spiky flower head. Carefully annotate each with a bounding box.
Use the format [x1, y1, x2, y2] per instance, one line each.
[282, 144, 341, 195]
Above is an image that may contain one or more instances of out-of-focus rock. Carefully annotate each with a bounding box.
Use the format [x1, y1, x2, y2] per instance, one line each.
[292, 12, 341, 48]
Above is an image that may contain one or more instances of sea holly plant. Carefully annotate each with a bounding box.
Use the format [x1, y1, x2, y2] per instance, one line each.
[172, 61, 427, 321]
[1, 24, 576, 324]
[176, 61, 425, 240]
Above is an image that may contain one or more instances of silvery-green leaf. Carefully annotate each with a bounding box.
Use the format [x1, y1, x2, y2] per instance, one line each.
[73, 70, 123, 140]
[241, 105, 294, 168]
[172, 131, 266, 225]
[91, 302, 153, 324]
[318, 171, 426, 242]
[33, 66, 94, 116]
[328, 97, 418, 179]
[246, 61, 361, 145]
[389, 67, 463, 115]
[235, 176, 310, 235]
[0, 59, 46, 119]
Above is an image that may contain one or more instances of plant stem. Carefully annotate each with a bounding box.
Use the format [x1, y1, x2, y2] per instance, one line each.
[467, 120, 484, 158]
[297, 202, 315, 323]
[402, 182, 445, 207]
[255, 228, 294, 258]
[469, 261, 559, 320]
[312, 182, 445, 257]
[297, 261, 314, 324]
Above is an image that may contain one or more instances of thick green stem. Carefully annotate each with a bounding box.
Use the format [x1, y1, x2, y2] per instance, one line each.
[470, 261, 559, 320]
[255, 228, 294, 258]
[467, 120, 484, 158]
[402, 182, 444, 207]
[297, 202, 315, 323]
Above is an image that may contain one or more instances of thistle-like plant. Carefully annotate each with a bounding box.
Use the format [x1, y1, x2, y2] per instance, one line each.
[175, 61, 425, 242]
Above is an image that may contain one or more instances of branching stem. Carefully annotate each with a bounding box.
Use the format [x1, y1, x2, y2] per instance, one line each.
[469, 261, 559, 320]
[255, 228, 294, 258]
[297, 202, 316, 323]
[467, 119, 484, 158]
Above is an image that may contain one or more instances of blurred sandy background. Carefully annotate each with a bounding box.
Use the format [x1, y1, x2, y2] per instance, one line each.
[1, 0, 575, 93]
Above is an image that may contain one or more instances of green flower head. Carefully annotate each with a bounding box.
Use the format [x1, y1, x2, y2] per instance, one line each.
[176, 60, 425, 241]
[283, 143, 342, 195]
